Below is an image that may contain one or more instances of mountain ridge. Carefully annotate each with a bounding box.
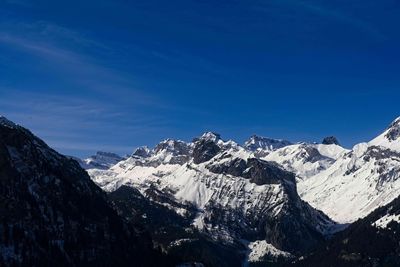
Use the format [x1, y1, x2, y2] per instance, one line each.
[0, 116, 171, 267]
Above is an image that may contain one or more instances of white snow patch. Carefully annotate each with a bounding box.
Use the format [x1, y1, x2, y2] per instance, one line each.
[246, 240, 292, 263]
[373, 213, 400, 229]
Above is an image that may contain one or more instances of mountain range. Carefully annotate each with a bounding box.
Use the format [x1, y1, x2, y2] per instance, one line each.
[1, 115, 400, 266]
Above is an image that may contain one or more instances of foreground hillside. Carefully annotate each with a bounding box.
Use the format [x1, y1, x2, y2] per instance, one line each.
[0, 116, 169, 266]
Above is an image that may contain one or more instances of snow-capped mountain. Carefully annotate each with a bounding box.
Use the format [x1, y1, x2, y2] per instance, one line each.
[87, 131, 336, 263]
[322, 136, 341, 146]
[244, 135, 292, 153]
[5, 113, 400, 266]
[299, 117, 400, 223]
[82, 116, 400, 265]
[369, 117, 400, 152]
[132, 146, 152, 158]
[79, 151, 126, 170]
[262, 141, 348, 180]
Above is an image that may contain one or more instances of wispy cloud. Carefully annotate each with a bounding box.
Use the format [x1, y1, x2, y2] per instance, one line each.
[0, 19, 219, 156]
[0, 20, 161, 106]
[0, 89, 171, 156]
[293, 0, 385, 40]
[0, 32, 135, 97]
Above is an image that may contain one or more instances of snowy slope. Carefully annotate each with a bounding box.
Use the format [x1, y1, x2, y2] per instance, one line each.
[87, 117, 400, 226]
[262, 143, 348, 180]
[88, 132, 335, 256]
[299, 117, 400, 223]
[245, 240, 293, 263]
[80, 151, 126, 170]
[87, 117, 400, 230]
[244, 135, 292, 153]
[373, 213, 400, 229]
[369, 117, 400, 152]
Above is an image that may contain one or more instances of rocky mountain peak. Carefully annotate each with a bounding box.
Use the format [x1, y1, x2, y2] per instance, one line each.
[322, 136, 340, 145]
[154, 139, 190, 156]
[83, 151, 125, 170]
[244, 135, 292, 152]
[369, 117, 400, 152]
[386, 116, 400, 141]
[199, 131, 221, 142]
[132, 146, 152, 158]
[192, 137, 221, 164]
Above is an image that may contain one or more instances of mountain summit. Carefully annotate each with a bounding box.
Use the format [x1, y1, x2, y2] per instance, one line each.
[244, 135, 292, 152]
[322, 136, 340, 146]
[369, 116, 400, 152]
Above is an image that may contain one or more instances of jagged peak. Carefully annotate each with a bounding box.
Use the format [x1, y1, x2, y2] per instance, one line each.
[322, 136, 340, 146]
[155, 138, 188, 149]
[369, 117, 400, 151]
[153, 139, 190, 157]
[132, 146, 152, 158]
[384, 116, 400, 140]
[244, 134, 291, 151]
[199, 131, 221, 142]
[247, 134, 287, 142]
[387, 116, 400, 129]
[385, 120, 400, 142]
[157, 138, 187, 145]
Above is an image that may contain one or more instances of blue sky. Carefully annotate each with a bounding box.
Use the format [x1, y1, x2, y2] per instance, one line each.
[0, 0, 399, 157]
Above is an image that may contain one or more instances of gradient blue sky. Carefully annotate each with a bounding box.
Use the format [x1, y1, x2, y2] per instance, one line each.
[0, 0, 399, 157]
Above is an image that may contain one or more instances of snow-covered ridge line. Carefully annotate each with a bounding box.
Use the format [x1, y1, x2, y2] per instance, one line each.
[299, 117, 400, 223]
[86, 116, 400, 226]
[369, 116, 400, 152]
[86, 130, 336, 255]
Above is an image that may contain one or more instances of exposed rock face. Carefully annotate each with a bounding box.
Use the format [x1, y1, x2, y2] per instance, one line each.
[298, 145, 328, 163]
[132, 146, 152, 158]
[322, 136, 340, 146]
[108, 186, 244, 267]
[207, 157, 248, 177]
[0, 117, 168, 267]
[385, 117, 400, 141]
[208, 157, 295, 185]
[245, 158, 296, 185]
[193, 139, 221, 164]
